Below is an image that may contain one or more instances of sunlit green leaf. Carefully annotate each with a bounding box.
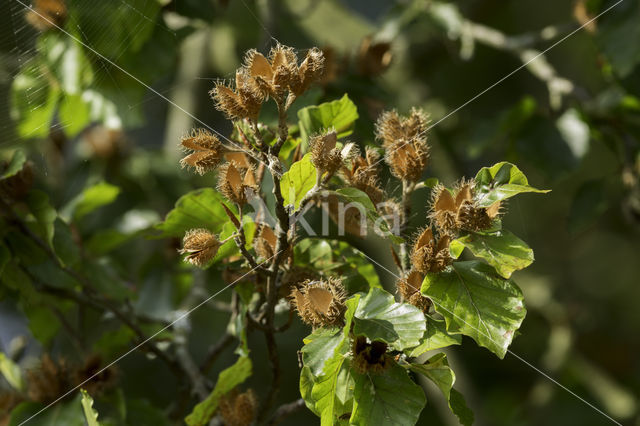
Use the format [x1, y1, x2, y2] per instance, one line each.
[353, 288, 425, 350]
[421, 261, 526, 358]
[298, 94, 359, 145]
[0, 352, 24, 392]
[474, 162, 549, 207]
[185, 356, 252, 426]
[304, 295, 360, 425]
[281, 153, 317, 211]
[302, 327, 345, 377]
[155, 188, 233, 237]
[453, 230, 534, 278]
[80, 389, 101, 426]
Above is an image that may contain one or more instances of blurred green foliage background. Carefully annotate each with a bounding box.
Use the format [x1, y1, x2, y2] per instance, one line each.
[1, 0, 639, 425]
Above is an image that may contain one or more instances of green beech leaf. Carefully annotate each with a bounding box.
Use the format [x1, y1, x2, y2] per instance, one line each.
[421, 261, 526, 358]
[1, 150, 26, 179]
[0, 352, 24, 391]
[332, 188, 404, 243]
[80, 389, 101, 426]
[305, 295, 360, 425]
[353, 288, 425, 350]
[281, 153, 317, 211]
[453, 230, 534, 278]
[185, 356, 252, 426]
[297, 94, 359, 144]
[474, 162, 549, 207]
[409, 353, 473, 426]
[406, 317, 462, 357]
[66, 182, 120, 221]
[311, 345, 351, 426]
[155, 188, 233, 237]
[350, 362, 425, 426]
[300, 366, 321, 416]
[302, 327, 345, 377]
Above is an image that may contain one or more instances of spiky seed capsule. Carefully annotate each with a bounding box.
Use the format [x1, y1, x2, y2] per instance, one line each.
[430, 185, 458, 234]
[217, 162, 258, 205]
[310, 130, 343, 176]
[253, 224, 277, 260]
[323, 193, 368, 238]
[290, 47, 325, 97]
[26, 0, 67, 31]
[179, 229, 220, 267]
[218, 389, 258, 426]
[351, 336, 391, 375]
[385, 138, 430, 181]
[430, 180, 502, 234]
[342, 146, 385, 205]
[410, 227, 452, 273]
[210, 70, 263, 122]
[179, 129, 224, 175]
[376, 108, 430, 181]
[290, 278, 346, 328]
[396, 269, 431, 313]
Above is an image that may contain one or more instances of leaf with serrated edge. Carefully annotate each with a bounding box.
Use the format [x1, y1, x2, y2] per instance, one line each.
[474, 162, 549, 207]
[421, 261, 526, 358]
[297, 94, 359, 144]
[350, 362, 425, 426]
[80, 389, 101, 426]
[354, 288, 425, 350]
[454, 230, 533, 278]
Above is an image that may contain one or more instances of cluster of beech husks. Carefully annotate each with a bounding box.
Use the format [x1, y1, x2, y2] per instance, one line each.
[375, 111, 503, 312]
[211, 45, 324, 121]
[178, 45, 326, 268]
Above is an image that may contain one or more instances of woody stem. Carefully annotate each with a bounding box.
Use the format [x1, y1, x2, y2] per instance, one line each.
[399, 179, 413, 273]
